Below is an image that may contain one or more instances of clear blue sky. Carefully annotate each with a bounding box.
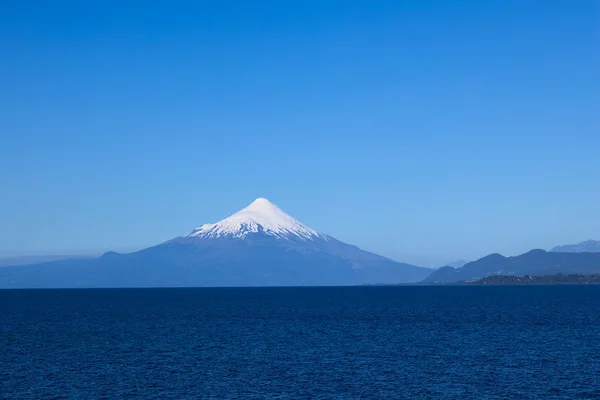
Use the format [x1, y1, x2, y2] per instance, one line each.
[1, 0, 598, 265]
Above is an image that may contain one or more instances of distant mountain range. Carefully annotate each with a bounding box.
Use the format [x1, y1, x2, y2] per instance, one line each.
[0, 198, 431, 288]
[551, 240, 600, 253]
[422, 250, 600, 283]
[2, 201, 598, 288]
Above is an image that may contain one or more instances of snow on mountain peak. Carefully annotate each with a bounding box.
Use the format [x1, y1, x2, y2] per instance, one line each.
[186, 198, 324, 241]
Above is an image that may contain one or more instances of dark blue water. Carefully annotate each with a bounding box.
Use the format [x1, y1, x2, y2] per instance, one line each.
[2, 286, 600, 399]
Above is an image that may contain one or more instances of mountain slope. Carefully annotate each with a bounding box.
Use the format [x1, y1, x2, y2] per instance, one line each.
[422, 249, 600, 283]
[0, 198, 430, 288]
[0, 254, 88, 267]
[551, 240, 600, 253]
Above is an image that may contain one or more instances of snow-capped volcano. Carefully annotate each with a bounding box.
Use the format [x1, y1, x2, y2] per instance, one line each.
[1, 198, 433, 288]
[186, 198, 325, 241]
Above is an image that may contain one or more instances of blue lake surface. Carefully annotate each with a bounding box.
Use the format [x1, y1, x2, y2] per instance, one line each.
[2, 286, 600, 399]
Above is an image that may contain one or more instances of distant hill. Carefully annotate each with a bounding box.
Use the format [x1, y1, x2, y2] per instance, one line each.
[422, 250, 600, 283]
[439, 259, 469, 269]
[551, 240, 600, 253]
[0, 254, 87, 267]
[470, 274, 600, 285]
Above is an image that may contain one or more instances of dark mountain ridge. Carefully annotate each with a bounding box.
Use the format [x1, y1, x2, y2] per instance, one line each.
[423, 250, 600, 283]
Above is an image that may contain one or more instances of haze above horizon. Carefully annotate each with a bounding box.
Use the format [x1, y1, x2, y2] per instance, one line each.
[1, 0, 598, 266]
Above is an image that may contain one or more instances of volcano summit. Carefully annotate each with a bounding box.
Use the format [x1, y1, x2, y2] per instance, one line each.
[185, 198, 324, 240]
[0, 198, 431, 288]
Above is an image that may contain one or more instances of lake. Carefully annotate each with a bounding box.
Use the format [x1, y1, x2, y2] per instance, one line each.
[2, 286, 600, 399]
